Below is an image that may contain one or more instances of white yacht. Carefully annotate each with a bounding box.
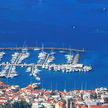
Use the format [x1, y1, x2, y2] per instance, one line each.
[50, 51, 56, 55]
[30, 73, 33, 76]
[0, 52, 5, 61]
[36, 76, 40, 81]
[34, 48, 40, 51]
[38, 51, 47, 58]
[65, 54, 74, 64]
[0, 73, 6, 77]
[59, 51, 66, 54]
[46, 56, 55, 64]
[26, 67, 31, 72]
[34, 68, 41, 73]
[17, 52, 30, 64]
[29, 82, 41, 87]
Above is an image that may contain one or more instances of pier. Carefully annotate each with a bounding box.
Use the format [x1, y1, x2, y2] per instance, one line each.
[0, 47, 87, 53]
[0, 63, 42, 67]
[0, 63, 92, 72]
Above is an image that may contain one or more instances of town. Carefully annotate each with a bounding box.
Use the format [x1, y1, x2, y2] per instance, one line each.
[0, 81, 108, 108]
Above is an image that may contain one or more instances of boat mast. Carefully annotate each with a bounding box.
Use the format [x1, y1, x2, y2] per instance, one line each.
[42, 43, 44, 52]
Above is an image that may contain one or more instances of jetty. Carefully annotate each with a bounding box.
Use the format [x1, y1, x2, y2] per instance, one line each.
[0, 47, 87, 53]
[0, 63, 42, 67]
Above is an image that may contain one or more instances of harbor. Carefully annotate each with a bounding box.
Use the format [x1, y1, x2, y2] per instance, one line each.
[0, 47, 92, 80]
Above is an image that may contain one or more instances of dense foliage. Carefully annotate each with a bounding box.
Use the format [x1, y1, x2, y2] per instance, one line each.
[4, 101, 31, 108]
[104, 98, 108, 103]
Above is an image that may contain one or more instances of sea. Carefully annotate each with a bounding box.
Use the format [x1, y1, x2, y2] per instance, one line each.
[0, 0, 108, 91]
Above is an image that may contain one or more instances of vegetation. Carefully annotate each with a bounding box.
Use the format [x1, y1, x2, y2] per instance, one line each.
[104, 98, 108, 103]
[91, 93, 97, 99]
[4, 101, 31, 108]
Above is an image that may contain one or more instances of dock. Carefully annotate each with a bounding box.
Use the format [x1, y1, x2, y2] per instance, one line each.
[0, 63, 42, 67]
[0, 47, 87, 53]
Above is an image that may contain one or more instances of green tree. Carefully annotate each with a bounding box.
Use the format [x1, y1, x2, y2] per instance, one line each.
[104, 98, 108, 103]
[4, 104, 11, 108]
[13, 101, 31, 108]
[5, 101, 31, 108]
[91, 93, 97, 99]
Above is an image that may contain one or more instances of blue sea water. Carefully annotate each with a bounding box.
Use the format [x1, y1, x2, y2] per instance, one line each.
[0, 0, 108, 91]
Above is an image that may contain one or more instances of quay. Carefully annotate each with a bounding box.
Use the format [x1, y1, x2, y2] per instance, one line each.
[0, 63, 42, 67]
[0, 63, 92, 72]
[0, 47, 87, 53]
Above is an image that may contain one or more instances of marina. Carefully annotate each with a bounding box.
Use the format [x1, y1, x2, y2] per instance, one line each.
[0, 47, 92, 84]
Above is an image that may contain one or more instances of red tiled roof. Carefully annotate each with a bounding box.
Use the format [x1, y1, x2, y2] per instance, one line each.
[91, 91, 96, 94]
[75, 90, 80, 93]
[12, 95, 17, 98]
[85, 90, 89, 93]
[26, 86, 33, 90]
[39, 96, 45, 99]
[66, 92, 70, 95]
[74, 103, 81, 107]
[90, 105, 108, 108]
[61, 92, 66, 95]
[81, 106, 87, 108]
[106, 92, 108, 95]
[19, 90, 25, 92]
[77, 97, 82, 101]
[0, 81, 3, 85]
[60, 102, 65, 106]
[54, 91, 60, 94]
[102, 103, 108, 107]
[3, 88, 7, 90]
[6, 91, 11, 93]
[81, 92, 85, 94]
[0, 102, 5, 104]
[0, 97, 8, 100]
[44, 91, 51, 95]
[47, 99, 52, 102]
